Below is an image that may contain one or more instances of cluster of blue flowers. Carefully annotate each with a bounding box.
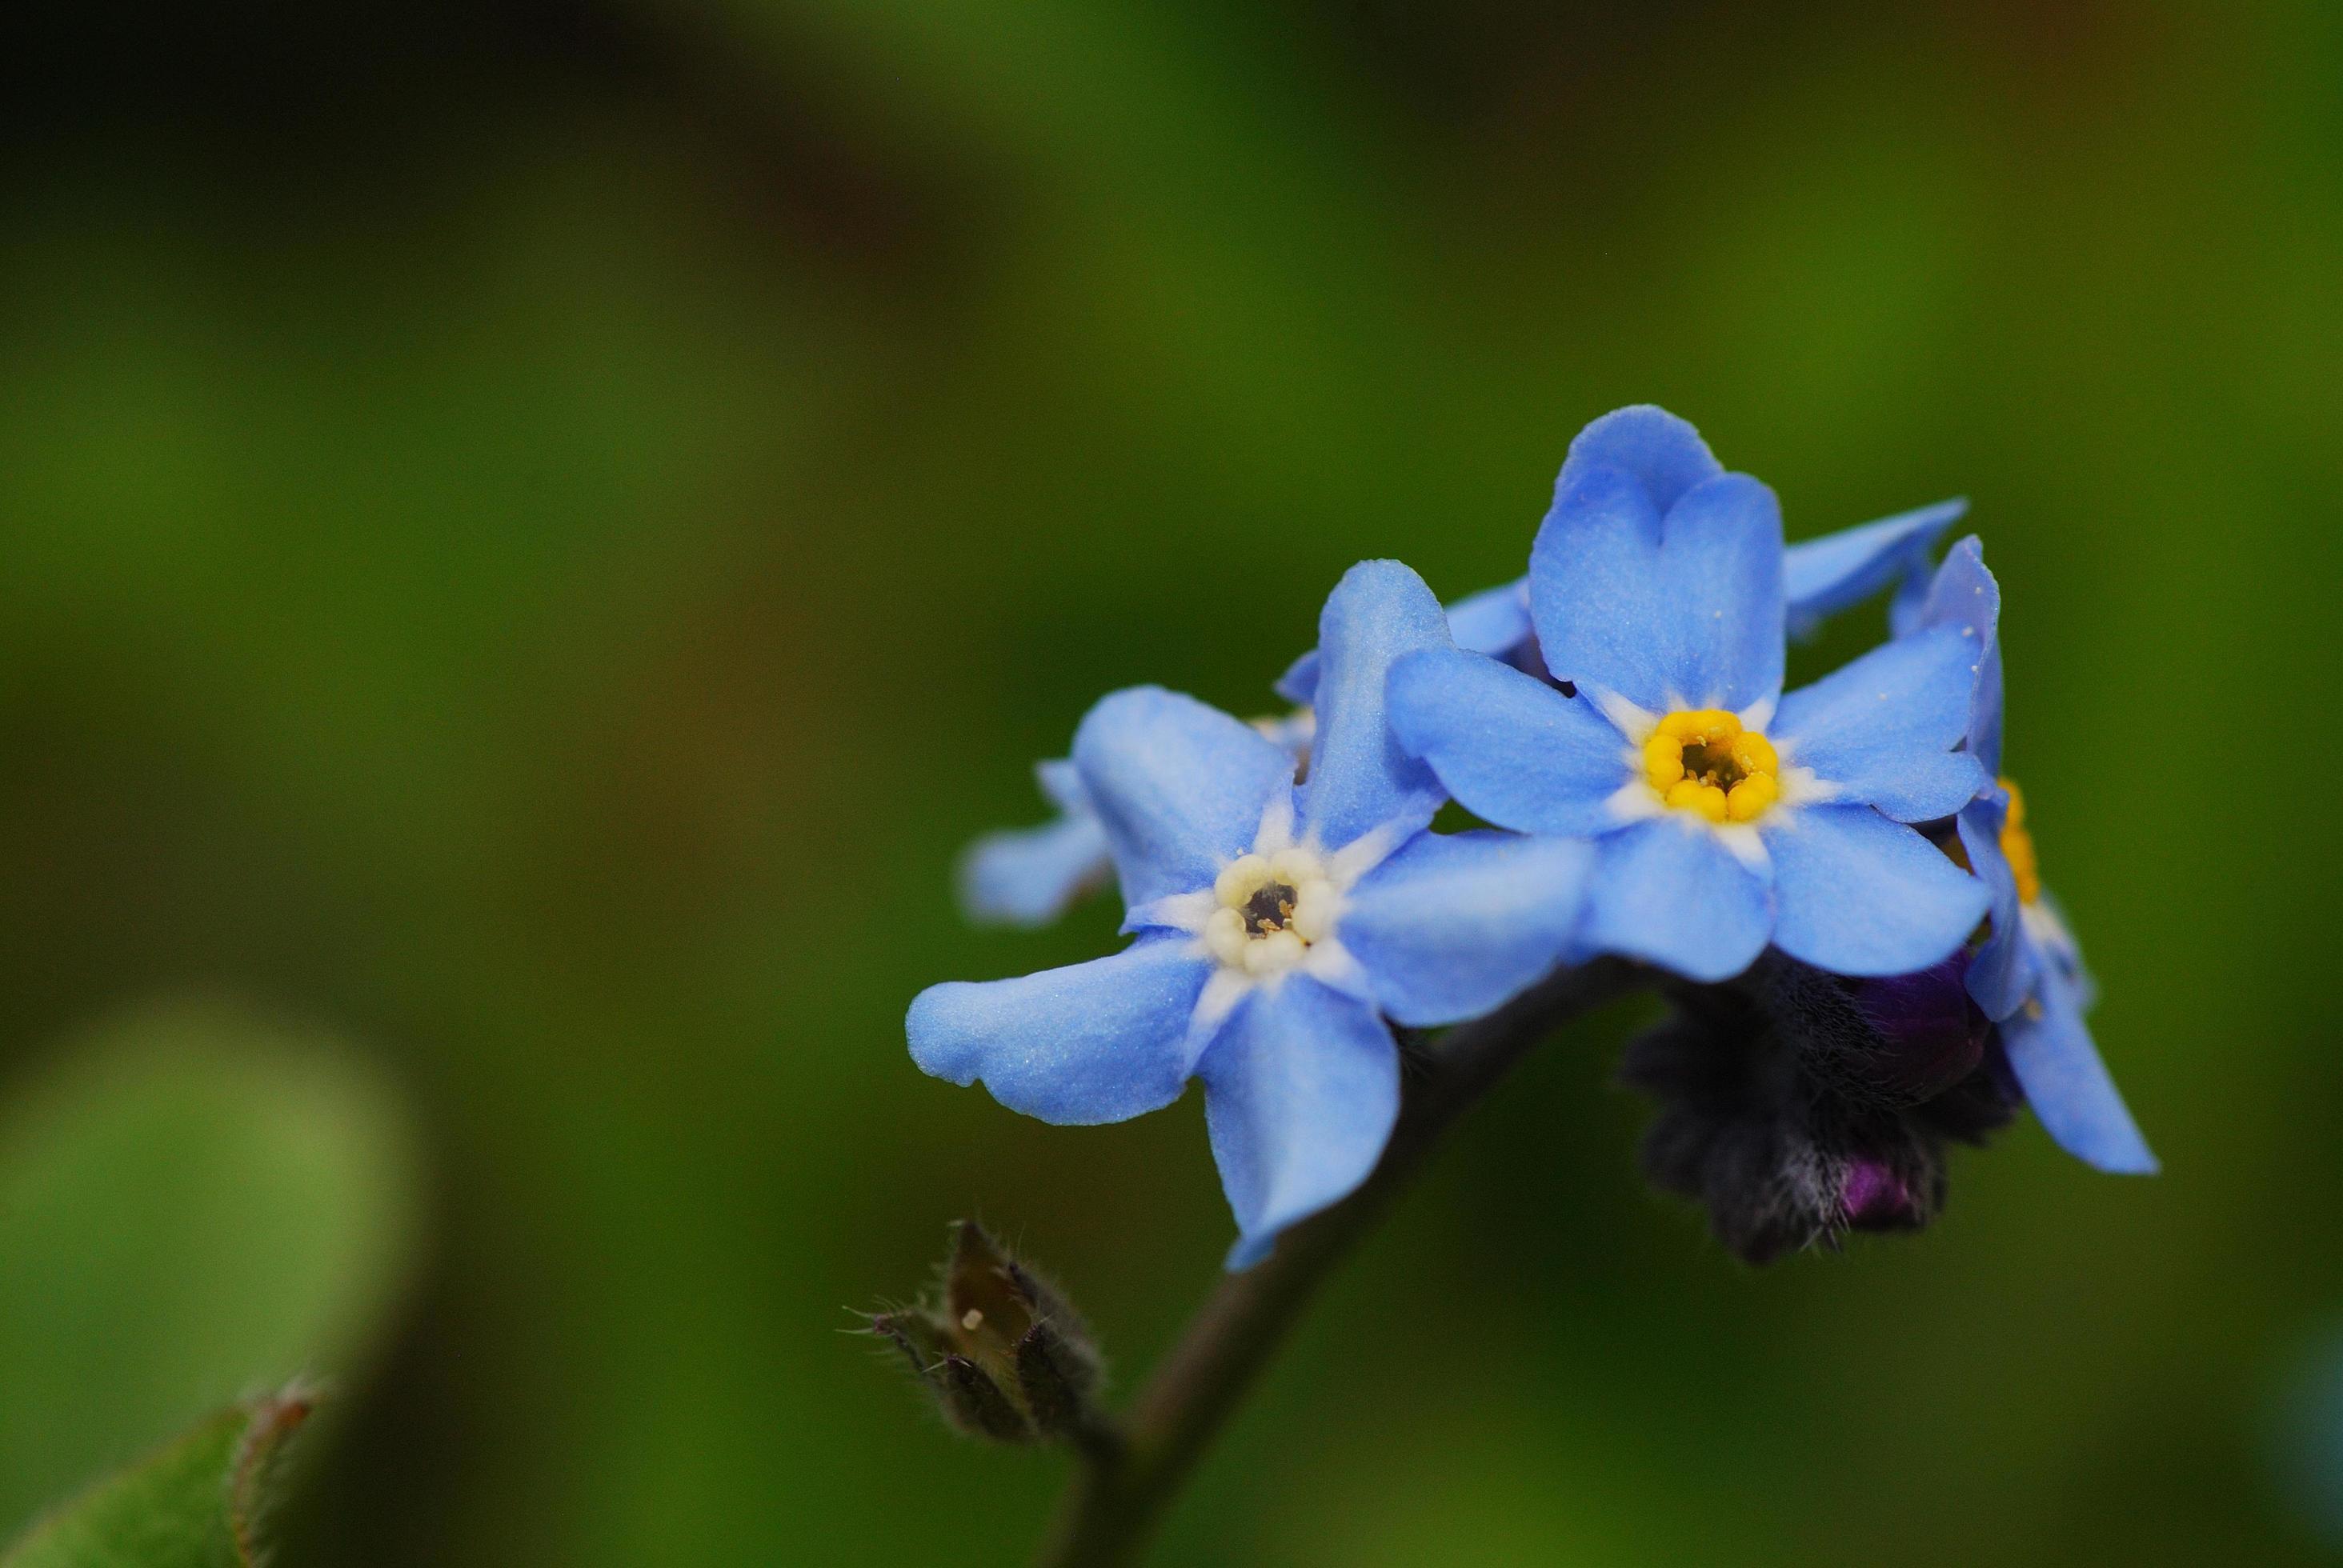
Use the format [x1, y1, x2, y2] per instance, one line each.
[914, 407, 2152, 1269]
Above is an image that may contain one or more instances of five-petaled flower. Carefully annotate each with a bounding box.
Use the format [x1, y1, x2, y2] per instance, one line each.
[1914, 540, 2157, 1173]
[911, 562, 1595, 1266]
[1385, 406, 1993, 985]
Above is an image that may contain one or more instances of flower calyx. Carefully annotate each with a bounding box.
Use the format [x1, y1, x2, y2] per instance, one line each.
[867, 1221, 1115, 1452]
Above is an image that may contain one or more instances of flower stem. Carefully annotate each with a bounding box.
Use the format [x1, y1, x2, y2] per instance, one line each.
[1035, 960, 1646, 1568]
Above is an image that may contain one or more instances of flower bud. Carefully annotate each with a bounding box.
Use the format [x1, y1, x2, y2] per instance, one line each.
[1621, 956, 2011, 1264]
[864, 1221, 1111, 1447]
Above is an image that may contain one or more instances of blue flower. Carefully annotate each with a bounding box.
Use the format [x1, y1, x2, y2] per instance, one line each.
[911, 561, 1595, 1267]
[1912, 540, 2157, 1174]
[1276, 494, 1966, 706]
[959, 718, 1314, 928]
[1386, 405, 1990, 985]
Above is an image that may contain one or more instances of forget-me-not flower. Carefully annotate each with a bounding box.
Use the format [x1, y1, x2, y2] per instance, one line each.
[911, 561, 1595, 1267]
[1276, 498, 1968, 706]
[1913, 539, 2157, 1174]
[959, 715, 1315, 928]
[1385, 406, 1990, 984]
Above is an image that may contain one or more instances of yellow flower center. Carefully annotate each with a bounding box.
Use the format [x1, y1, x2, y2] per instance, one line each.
[1998, 778, 2041, 905]
[1643, 709, 1780, 824]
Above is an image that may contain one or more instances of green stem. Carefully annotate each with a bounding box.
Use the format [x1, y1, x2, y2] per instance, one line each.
[1035, 961, 1645, 1568]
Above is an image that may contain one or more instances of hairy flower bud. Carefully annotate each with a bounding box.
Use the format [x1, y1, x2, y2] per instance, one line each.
[1622, 954, 2018, 1263]
[865, 1222, 1113, 1449]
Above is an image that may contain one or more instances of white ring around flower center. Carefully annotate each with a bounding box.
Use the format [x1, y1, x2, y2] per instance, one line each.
[1203, 846, 1336, 977]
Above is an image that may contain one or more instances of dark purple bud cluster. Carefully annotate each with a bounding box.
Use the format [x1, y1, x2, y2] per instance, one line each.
[868, 1222, 1113, 1450]
[1620, 952, 2021, 1263]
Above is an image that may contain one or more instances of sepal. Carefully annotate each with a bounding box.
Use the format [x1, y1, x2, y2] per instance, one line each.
[864, 1221, 1114, 1450]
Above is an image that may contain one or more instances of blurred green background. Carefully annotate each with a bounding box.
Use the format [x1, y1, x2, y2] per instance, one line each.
[2, 2, 2338, 1562]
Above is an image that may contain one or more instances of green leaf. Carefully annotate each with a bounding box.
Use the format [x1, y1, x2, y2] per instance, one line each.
[0, 1003, 422, 1534]
[1, 1390, 312, 1568]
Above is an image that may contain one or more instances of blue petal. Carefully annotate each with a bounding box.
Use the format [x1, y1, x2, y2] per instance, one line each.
[1274, 648, 1320, 706]
[1957, 796, 2032, 1020]
[1782, 498, 1967, 638]
[1035, 757, 1088, 814]
[1387, 647, 1629, 836]
[1444, 578, 1534, 658]
[1529, 465, 1784, 713]
[2034, 887, 2100, 1013]
[1202, 978, 1400, 1269]
[1555, 404, 1723, 514]
[956, 813, 1113, 927]
[1650, 473, 1788, 712]
[1886, 565, 1932, 640]
[1913, 536, 2005, 774]
[1771, 624, 1990, 822]
[1525, 462, 1669, 706]
[2003, 966, 2157, 1174]
[1300, 560, 1452, 851]
[907, 934, 1212, 1124]
[1580, 818, 1772, 982]
[1765, 805, 1988, 977]
[1338, 830, 1596, 1026]
[1277, 578, 1535, 709]
[1073, 686, 1296, 908]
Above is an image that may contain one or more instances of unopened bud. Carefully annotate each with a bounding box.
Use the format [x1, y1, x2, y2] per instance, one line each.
[1622, 958, 1990, 1265]
[863, 1221, 1113, 1448]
